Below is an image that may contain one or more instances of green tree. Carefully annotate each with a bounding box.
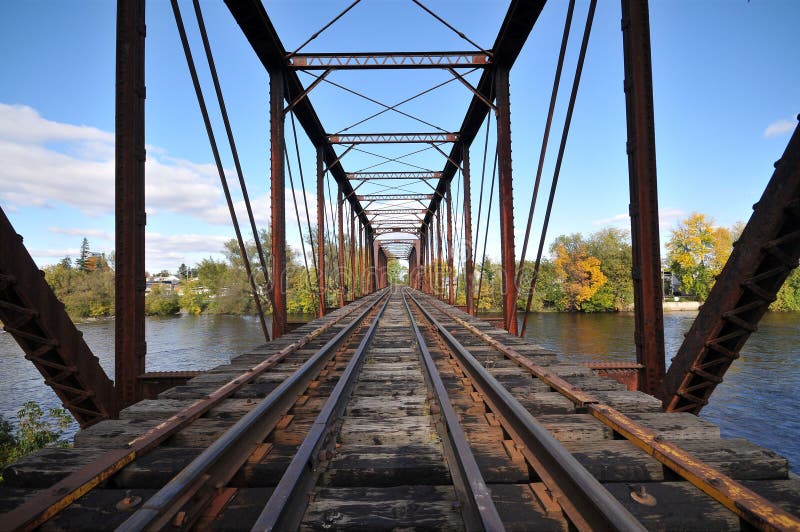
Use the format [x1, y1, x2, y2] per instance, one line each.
[76, 238, 90, 272]
[58, 256, 72, 269]
[0, 402, 72, 480]
[666, 213, 732, 301]
[551, 234, 607, 311]
[772, 266, 800, 311]
[586, 227, 633, 311]
[387, 259, 407, 285]
[145, 285, 181, 316]
[177, 263, 189, 280]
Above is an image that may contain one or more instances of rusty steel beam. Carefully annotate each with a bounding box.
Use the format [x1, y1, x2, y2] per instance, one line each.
[357, 194, 434, 202]
[115, 0, 147, 409]
[665, 119, 800, 414]
[0, 209, 116, 426]
[330, 132, 458, 144]
[366, 209, 428, 216]
[495, 67, 518, 335]
[436, 209, 443, 299]
[347, 171, 442, 180]
[289, 51, 490, 70]
[422, 0, 547, 231]
[446, 180, 455, 305]
[316, 146, 326, 316]
[270, 68, 287, 338]
[621, 0, 665, 396]
[337, 186, 346, 308]
[224, 0, 371, 230]
[349, 208, 356, 301]
[462, 145, 475, 315]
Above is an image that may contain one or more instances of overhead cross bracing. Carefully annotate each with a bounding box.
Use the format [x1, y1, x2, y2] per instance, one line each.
[225, 0, 546, 302]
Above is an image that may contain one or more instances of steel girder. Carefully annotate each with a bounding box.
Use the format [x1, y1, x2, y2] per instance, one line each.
[224, 0, 371, 231]
[421, 0, 548, 230]
[347, 171, 442, 180]
[330, 133, 458, 144]
[664, 120, 800, 413]
[289, 52, 490, 70]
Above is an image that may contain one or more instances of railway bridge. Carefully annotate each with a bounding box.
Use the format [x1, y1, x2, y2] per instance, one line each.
[1, 0, 800, 530]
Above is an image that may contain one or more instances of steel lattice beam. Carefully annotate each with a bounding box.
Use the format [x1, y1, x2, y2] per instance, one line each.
[357, 194, 433, 202]
[664, 119, 800, 414]
[422, 0, 547, 229]
[289, 52, 491, 70]
[348, 171, 442, 180]
[225, 0, 371, 231]
[366, 209, 428, 216]
[329, 133, 458, 144]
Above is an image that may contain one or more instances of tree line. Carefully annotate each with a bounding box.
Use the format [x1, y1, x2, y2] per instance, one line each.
[43, 214, 800, 321]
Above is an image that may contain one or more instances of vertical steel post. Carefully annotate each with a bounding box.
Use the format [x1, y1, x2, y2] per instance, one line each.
[436, 210, 443, 300]
[316, 146, 326, 316]
[115, 0, 146, 409]
[495, 67, 519, 335]
[446, 180, 455, 305]
[349, 208, 356, 301]
[368, 229, 377, 292]
[359, 223, 365, 296]
[621, 0, 666, 397]
[462, 145, 475, 315]
[270, 68, 287, 338]
[337, 186, 346, 308]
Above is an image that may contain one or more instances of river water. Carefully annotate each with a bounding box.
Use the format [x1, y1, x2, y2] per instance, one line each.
[1, 311, 797, 472]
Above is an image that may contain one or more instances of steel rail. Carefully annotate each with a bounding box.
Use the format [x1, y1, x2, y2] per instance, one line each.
[2, 293, 384, 532]
[419, 292, 800, 531]
[116, 290, 391, 531]
[400, 290, 504, 531]
[405, 291, 646, 532]
[251, 291, 392, 530]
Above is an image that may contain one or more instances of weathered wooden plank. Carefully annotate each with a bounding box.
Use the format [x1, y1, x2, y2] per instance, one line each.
[39, 489, 159, 531]
[337, 417, 437, 446]
[563, 440, 664, 482]
[301, 485, 463, 531]
[742, 477, 800, 515]
[321, 445, 451, 487]
[625, 413, 721, 441]
[73, 419, 159, 449]
[588, 391, 663, 413]
[489, 484, 565, 531]
[1, 448, 101, 488]
[517, 392, 576, 416]
[536, 414, 614, 442]
[604, 481, 740, 530]
[678, 439, 789, 480]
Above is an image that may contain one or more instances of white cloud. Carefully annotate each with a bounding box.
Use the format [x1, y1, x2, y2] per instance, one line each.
[592, 207, 685, 229]
[763, 118, 796, 138]
[0, 103, 227, 219]
[48, 227, 112, 240]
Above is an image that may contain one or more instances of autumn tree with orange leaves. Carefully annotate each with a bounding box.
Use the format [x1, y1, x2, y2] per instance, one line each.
[551, 234, 607, 311]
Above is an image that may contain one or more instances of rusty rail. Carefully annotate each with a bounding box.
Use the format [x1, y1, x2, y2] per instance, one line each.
[2, 291, 386, 532]
[401, 291, 505, 530]
[405, 289, 645, 531]
[116, 290, 390, 531]
[414, 290, 800, 531]
[252, 291, 392, 530]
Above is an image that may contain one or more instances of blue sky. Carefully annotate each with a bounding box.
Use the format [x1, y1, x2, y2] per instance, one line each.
[0, 0, 797, 273]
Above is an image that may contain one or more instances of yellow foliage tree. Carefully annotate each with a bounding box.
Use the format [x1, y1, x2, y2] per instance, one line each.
[552, 236, 607, 311]
[666, 213, 732, 300]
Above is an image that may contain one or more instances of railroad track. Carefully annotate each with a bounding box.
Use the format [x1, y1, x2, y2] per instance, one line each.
[1, 288, 799, 530]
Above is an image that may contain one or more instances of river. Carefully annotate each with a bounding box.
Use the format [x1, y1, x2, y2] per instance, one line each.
[0, 310, 797, 472]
